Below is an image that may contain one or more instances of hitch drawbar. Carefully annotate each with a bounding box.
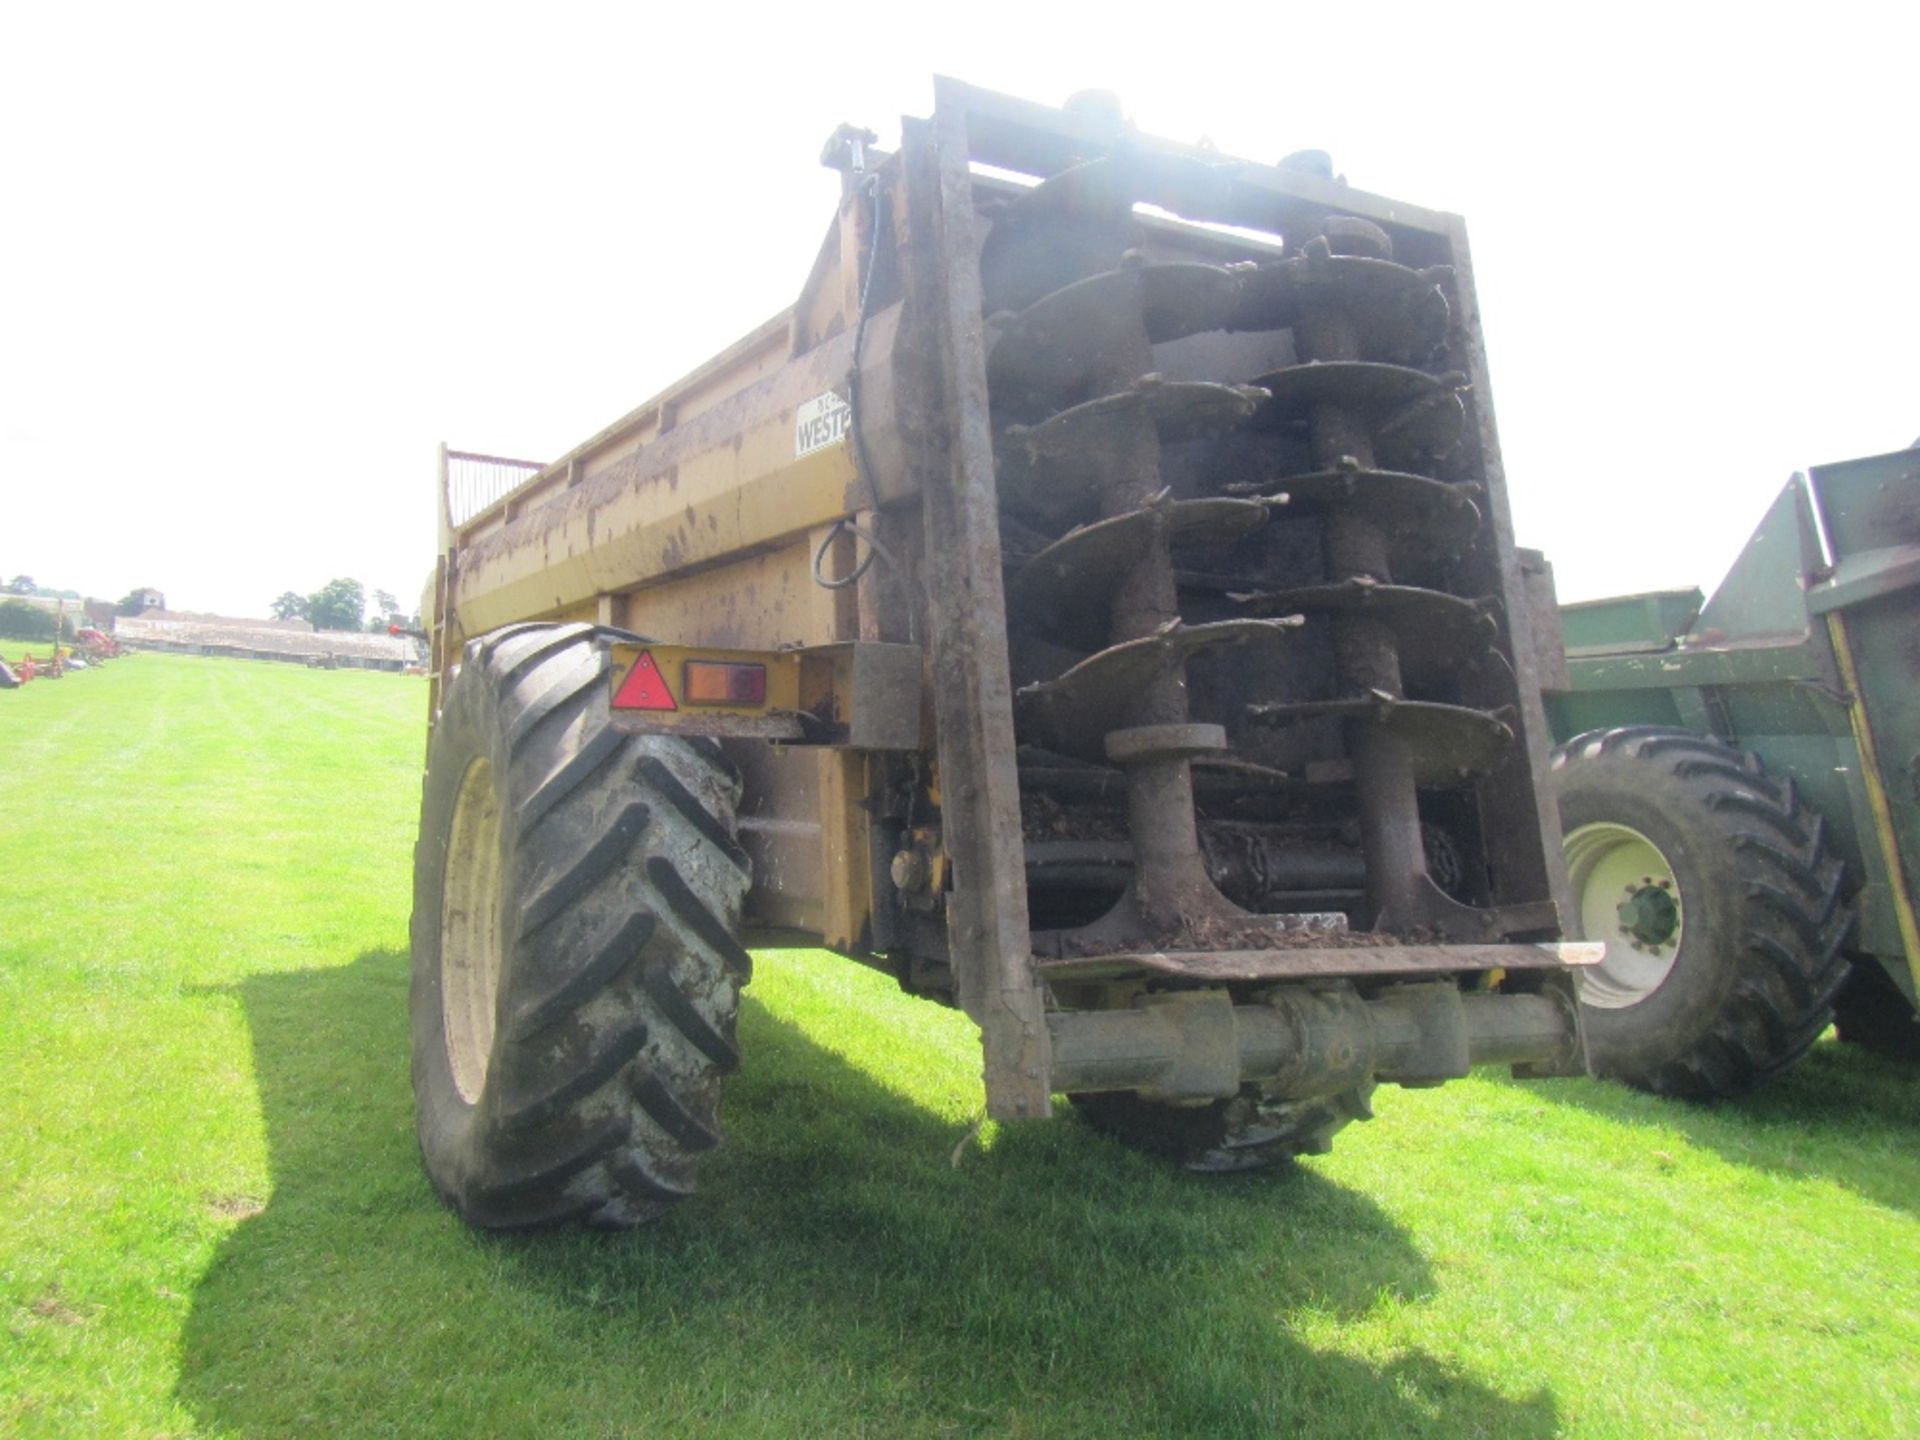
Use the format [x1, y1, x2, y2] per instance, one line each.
[1048, 966, 1593, 1102]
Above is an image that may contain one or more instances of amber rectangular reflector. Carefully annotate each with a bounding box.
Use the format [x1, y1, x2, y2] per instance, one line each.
[683, 660, 767, 706]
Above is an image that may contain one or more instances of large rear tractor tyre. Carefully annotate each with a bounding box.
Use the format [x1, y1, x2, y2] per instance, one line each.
[1551, 726, 1850, 1098]
[1071, 1084, 1375, 1172]
[411, 622, 752, 1229]
[1832, 959, 1920, 1060]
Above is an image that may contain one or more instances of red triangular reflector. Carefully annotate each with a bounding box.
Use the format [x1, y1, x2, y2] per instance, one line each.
[613, 650, 678, 711]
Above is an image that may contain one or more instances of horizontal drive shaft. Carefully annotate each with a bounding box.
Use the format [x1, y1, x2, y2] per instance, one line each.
[1047, 984, 1579, 1101]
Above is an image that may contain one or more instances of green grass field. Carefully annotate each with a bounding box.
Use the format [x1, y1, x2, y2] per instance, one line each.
[2, 653, 1917, 1438]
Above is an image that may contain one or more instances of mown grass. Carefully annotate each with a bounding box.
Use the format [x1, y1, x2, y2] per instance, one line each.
[1, 652, 1916, 1438]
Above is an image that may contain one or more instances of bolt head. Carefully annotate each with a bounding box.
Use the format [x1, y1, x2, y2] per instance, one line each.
[890, 849, 929, 893]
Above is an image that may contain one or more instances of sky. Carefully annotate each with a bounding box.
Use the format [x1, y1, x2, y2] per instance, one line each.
[3, 3, 1915, 620]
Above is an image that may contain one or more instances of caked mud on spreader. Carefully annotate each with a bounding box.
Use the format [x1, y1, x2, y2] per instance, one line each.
[411, 80, 1594, 1228]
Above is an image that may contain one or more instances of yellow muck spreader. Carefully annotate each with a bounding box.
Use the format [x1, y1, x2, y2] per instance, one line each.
[412, 81, 1595, 1228]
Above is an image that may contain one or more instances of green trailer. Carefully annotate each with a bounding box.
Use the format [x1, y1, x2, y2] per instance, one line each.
[1543, 444, 1920, 1095]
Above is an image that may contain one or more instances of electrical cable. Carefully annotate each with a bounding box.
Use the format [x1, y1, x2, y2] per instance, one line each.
[811, 170, 921, 647]
[813, 174, 889, 589]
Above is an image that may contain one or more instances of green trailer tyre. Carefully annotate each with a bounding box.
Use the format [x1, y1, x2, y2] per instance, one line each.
[1551, 726, 1851, 1097]
[411, 622, 752, 1228]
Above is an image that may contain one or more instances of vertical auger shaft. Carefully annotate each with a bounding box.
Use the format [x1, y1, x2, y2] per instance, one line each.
[984, 159, 1263, 947]
[1231, 211, 1538, 938]
[1294, 221, 1433, 929]
[1082, 265, 1228, 935]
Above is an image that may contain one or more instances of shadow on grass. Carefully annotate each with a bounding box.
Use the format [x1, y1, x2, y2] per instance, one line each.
[1503, 1038, 1920, 1218]
[177, 948, 1558, 1438]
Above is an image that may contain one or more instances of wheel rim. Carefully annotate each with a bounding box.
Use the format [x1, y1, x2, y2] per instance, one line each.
[1562, 821, 1685, 1009]
[441, 756, 505, 1103]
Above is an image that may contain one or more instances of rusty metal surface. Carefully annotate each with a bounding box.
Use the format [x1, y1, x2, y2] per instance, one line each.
[1223, 465, 1483, 554]
[1104, 722, 1227, 764]
[960, 96, 1572, 963]
[1249, 361, 1466, 471]
[988, 263, 1243, 400]
[997, 379, 1267, 519]
[1516, 549, 1571, 693]
[1229, 579, 1496, 684]
[1249, 696, 1514, 783]
[1037, 940, 1602, 983]
[1046, 984, 1583, 1102]
[900, 93, 1051, 1119]
[1018, 749, 1304, 806]
[1249, 223, 1447, 935]
[1008, 498, 1272, 638]
[980, 129, 1301, 958]
[1016, 618, 1304, 759]
[1232, 251, 1452, 362]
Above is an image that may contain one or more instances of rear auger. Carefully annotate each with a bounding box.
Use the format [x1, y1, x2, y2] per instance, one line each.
[979, 152, 1527, 1164]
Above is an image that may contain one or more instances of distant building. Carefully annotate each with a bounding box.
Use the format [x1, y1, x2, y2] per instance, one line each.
[131, 587, 165, 611]
[137, 607, 313, 633]
[115, 611, 416, 671]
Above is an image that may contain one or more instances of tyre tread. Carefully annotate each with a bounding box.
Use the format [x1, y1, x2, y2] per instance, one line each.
[510, 910, 657, 1039]
[1553, 725, 1852, 1098]
[412, 622, 751, 1231]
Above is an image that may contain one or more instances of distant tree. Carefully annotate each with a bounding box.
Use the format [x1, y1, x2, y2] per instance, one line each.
[306, 577, 365, 633]
[365, 588, 404, 633]
[116, 589, 151, 616]
[0, 599, 63, 642]
[269, 591, 310, 622]
[8, 576, 35, 595]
